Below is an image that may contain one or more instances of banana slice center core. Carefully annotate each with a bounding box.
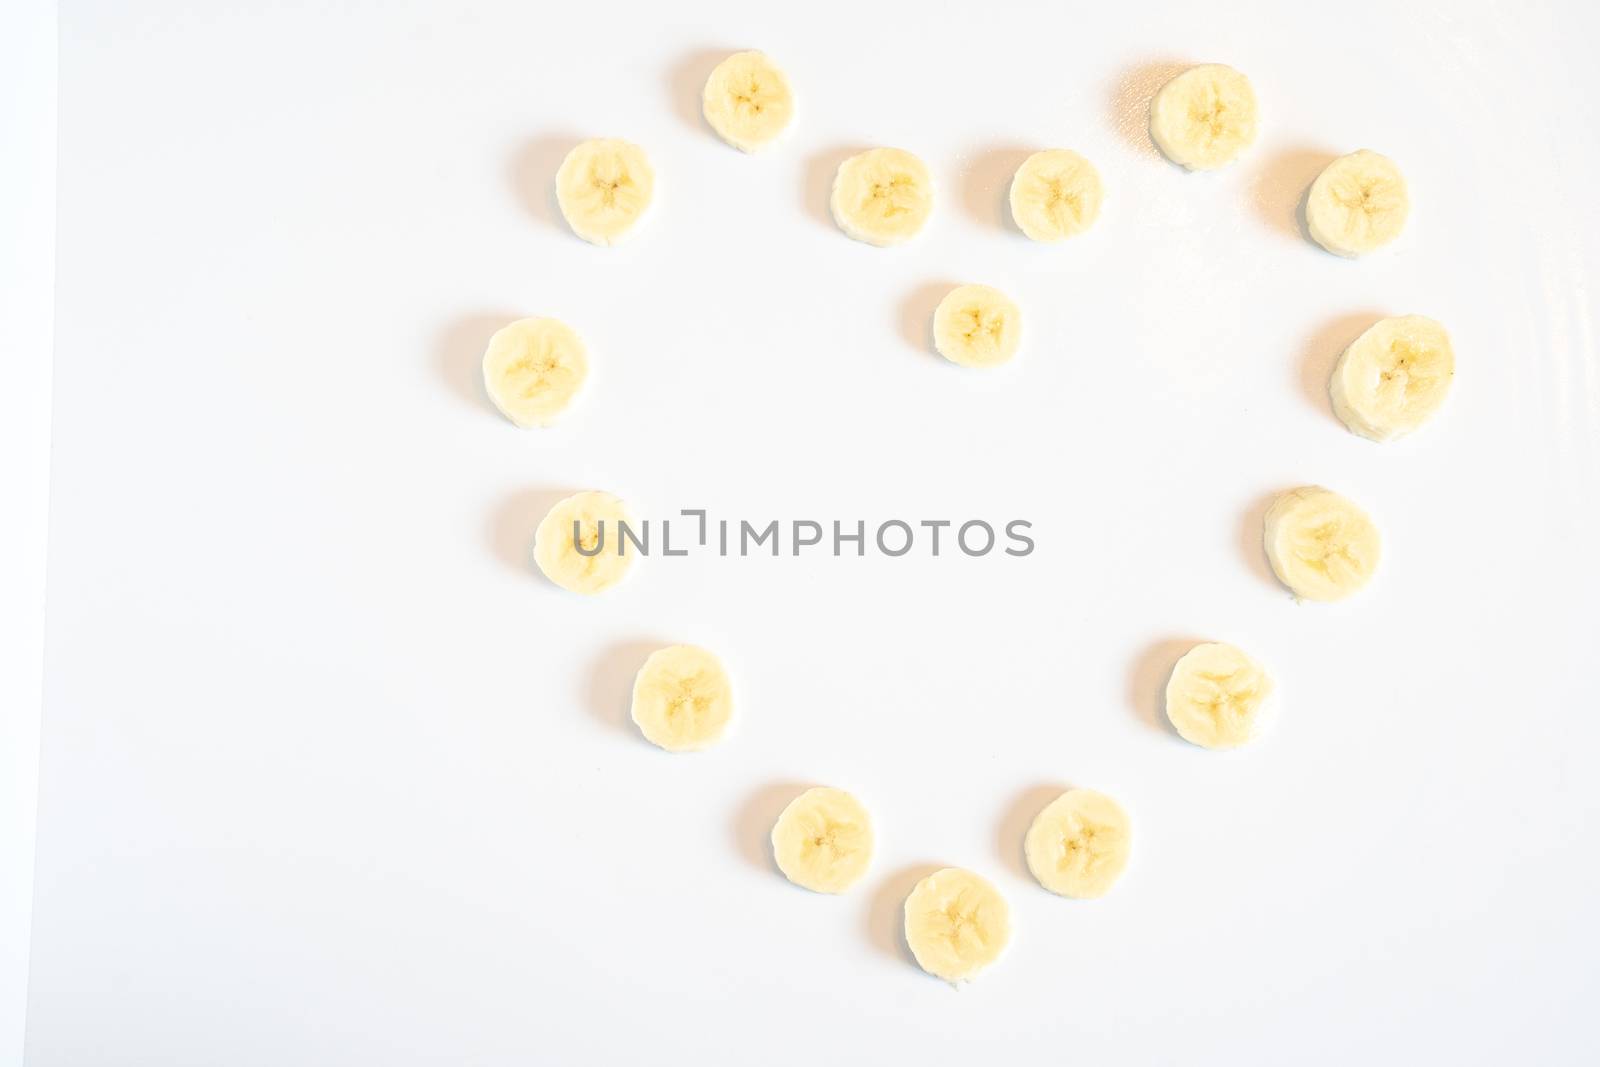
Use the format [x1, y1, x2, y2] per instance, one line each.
[962, 309, 1003, 344]
[1297, 522, 1360, 577]
[1198, 681, 1251, 723]
[572, 523, 601, 554]
[1339, 186, 1374, 214]
[589, 168, 633, 206]
[507, 354, 563, 397]
[666, 676, 713, 722]
[732, 79, 767, 114]
[1190, 94, 1230, 141]
[805, 823, 849, 858]
[1379, 341, 1439, 401]
[872, 177, 914, 216]
[1061, 824, 1117, 873]
[1047, 180, 1082, 220]
[941, 898, 989, 952]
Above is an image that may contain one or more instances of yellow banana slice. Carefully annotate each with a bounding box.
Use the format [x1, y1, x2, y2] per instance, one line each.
[1264, 486, 1382, 602]
[532, 490, 636, 595]
[770, 787, 874, 893]
[1331, 315, 1454, 442]
[630, 645, 734, 752]
[932, 284, 1022, 368]
[1306, 150, 1409, 257]
[1024, 789, 1132, 899]
[829, 147, 933, 246]
[701, 51, 795, 152]
[903, 868, 1011, 983]
[554, 138, 655, 246]
[1165, 643, 1274, 749]
[1008, 149, 1103, 242]
[1149, 64, 1259, 171]
[480, 317, 588, 428]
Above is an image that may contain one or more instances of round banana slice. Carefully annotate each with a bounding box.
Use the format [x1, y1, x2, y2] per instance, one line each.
[903, 868, 1011, 983]
[1306, 150, 1409, 257]
[1149, 64, 1259, 171]
[480, 317, 588, 428]
[1331, 315, 1454, 442]
[1263, 486, 1382, 602]
[630, 645, 734, 752]
[554, 138, 655, 246]
[829, 147, 933, 246]
[701, 51, 795, 152]
[532, 490, 636, 595]
[1008, 149, 1103, 242]
[1165, 643, 1274, 749]
[1024, 789, 1132, 899]
[770, 787, 874, 893]
[932, 284, 1022, 368]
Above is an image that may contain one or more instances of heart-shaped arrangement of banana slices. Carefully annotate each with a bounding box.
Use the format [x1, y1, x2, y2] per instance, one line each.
[470, 52, 1454, 986]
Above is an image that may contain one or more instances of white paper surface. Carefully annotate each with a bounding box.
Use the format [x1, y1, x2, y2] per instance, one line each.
[28, 1, 1600, 1063]
[1, 2, 56, 1064]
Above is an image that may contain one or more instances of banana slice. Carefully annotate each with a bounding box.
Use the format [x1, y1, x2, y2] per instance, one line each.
[1024, 789, 1132, 899]
[1263, 486, 1381, 602]
[532, 490, 636, 595]
[1165, 643, 1274, 749]
[1331, 315, 1454, 441]
[932, 284, 1021, 368]
[630, 645, 734, 752]
[1306, 150, 1409, 257]
[829, 147, 933, 246]
[554, 138, 655, 246]
[1008, 149, 1103, 242]
[1149, 64, 1258, 170]
[480, 317, 588, 428]
[903, 868, 1011, 983]
[702, 51, 795, 152]
[770, 787, 874, 893]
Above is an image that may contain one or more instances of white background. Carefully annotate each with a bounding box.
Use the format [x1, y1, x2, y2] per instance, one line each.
[21, 0, 1600, 1063]
[1, 1, 56, 1064]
